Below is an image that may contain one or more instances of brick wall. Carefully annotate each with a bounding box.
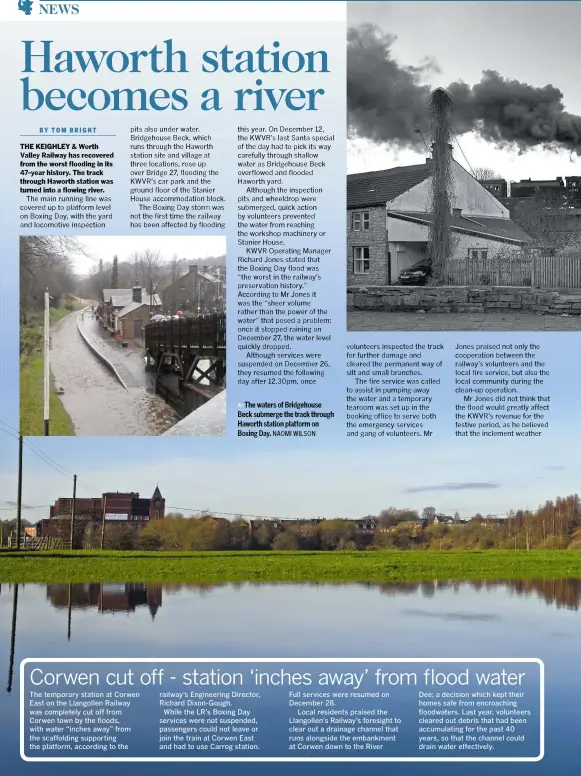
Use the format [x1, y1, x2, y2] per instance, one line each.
[346, 206, 389, 286]
[347, 286, 581, 316]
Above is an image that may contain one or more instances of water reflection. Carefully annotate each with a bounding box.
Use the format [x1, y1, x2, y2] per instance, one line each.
[1, 580, 581, 775]
[4, 577, 581, 634]
[40, 578, 581, 610]
[5, 584, 17, 693]
[46, 582, 163, 618]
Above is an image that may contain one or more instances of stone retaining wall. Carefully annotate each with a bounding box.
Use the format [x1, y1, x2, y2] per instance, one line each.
[346, 286, 581, 316]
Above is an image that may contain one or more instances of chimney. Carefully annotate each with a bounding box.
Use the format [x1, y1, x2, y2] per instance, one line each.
[201, 265, 209, 272]
[132, 286, 142, 303]
[189, 263, 198, 275]
[452, 208, 462, 218]
[425, 157, 432, 165]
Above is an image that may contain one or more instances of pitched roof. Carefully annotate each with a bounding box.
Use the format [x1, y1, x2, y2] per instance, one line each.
[388, 211, 531, 244]
[104, 288, 133, 306]
[347, 163, 432, 209]
[116, 301, 146, 318]
[152, 485, 162, 501]
[116, 296, 162, 318]
[103, 288, 162, 307]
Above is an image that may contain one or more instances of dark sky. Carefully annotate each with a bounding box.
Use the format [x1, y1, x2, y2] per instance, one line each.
[348, 2, 581, 178]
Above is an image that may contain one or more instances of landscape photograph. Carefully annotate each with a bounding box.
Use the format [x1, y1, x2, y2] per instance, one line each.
[19, 235, 226, 437]
[1, 437, 580, 775]
[346, 2, 581, 332]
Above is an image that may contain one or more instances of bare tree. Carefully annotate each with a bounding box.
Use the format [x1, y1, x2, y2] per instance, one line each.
[473, 167, 502, 180]
[511, 191, 575, 255]
[20, 236, 86, 320]
[129, 248, 163, 295]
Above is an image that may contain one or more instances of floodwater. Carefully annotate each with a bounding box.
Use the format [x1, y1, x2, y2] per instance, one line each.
[1, 579, 580, 774]
[49, 312, 177, 435]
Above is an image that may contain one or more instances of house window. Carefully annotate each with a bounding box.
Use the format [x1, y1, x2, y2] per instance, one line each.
[353, 247, 370, 274]
[469, 248, 488, 261]
[352, 211, 370, 231]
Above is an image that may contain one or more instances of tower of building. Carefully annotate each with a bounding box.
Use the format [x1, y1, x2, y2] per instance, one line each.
[149, 485, 165, 521]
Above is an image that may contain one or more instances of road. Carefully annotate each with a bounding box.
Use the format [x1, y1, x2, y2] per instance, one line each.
[50, 311, 177, 435]
[347, 311, 581, 332]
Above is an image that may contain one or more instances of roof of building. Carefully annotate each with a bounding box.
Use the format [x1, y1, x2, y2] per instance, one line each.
[178, 267, 222, 284]
[347, 163, 432, 209]
[103, 288, 162, 307]
[116, 296, 162, 318]
[199, 270, 221, 283]
[152, 485, 163, 501]
[388, 211, 531, 244]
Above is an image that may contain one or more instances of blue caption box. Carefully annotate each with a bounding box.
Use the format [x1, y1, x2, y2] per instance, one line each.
[21, 657, 544, 762]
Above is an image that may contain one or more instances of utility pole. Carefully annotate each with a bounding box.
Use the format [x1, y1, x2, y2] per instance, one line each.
[100, 495, 107, 550]
[43, 288, 50, 436]
[16, 435, 23, 550]
[70, 475, 77, 550]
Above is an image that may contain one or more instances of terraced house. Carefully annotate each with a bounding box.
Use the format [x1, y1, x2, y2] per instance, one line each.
[347, 157, 531, 286]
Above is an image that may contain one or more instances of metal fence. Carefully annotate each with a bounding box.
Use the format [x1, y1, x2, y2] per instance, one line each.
[144, 312, 226, 355]
[445, 253, 581, 289]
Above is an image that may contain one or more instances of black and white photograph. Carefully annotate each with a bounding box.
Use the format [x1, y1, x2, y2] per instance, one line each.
[346, 2, 581, 331]
[20, 236, 226, 437]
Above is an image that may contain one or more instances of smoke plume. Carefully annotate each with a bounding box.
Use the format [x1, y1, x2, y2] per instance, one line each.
[347, 24, 581, 155]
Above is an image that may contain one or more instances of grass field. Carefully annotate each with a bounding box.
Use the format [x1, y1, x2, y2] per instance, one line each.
[20, 304, 83, 436]
[1, 549, 580, 583]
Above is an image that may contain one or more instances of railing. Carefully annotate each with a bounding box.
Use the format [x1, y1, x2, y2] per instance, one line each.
[144, 313, 226, 355]
[445, 253, 581, 289]
[18, 535, 65, 550]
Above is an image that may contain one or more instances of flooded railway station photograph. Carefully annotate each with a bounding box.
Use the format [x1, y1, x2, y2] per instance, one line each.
[19, 235, 227, 437]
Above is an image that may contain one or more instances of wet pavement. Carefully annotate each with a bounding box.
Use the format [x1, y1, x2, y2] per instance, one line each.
[78, 314, 150, 388]
[50, 311, 177, 436]
[347, 311, 581, 332]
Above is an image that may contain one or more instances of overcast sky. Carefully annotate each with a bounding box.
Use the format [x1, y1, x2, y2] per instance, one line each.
[348, 2, 581, 180]
[73, 236, 226, 275]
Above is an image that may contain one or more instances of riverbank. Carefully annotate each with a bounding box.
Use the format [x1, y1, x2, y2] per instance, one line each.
[20, 305, 85, 436]
[0, 549, 580, 583]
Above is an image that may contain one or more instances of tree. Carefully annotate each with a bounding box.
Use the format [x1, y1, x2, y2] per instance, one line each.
[129, 248, 163, 295]
[422, 506, 437, 522]
[427, 88, 454, 285]
[511, 191, 575, 255]
[111, 255, 119, 288]
[272, 530, 301, 550]
[20, 236, 82, 320]
[473, 167, 501, 181]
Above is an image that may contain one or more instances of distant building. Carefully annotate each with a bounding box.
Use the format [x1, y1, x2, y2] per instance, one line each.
[162, 264, 225, 315]
[510, 177, 565, 202]
[353, 518, 377, 532]
[565, 177, 581, 207]
[37, 487, 165, 537]
[100, 286, 162, 332]
[478, 178, 508, 198]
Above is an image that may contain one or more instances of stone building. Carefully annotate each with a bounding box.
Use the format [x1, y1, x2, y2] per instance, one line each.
[101, 286, 162, 332]
[162, 263, 225, 315]
[347, 158, 530, 287]
[37, 487, 166, 537]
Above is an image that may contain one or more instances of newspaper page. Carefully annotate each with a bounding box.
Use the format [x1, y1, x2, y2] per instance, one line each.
[2, 0, 581, 771]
